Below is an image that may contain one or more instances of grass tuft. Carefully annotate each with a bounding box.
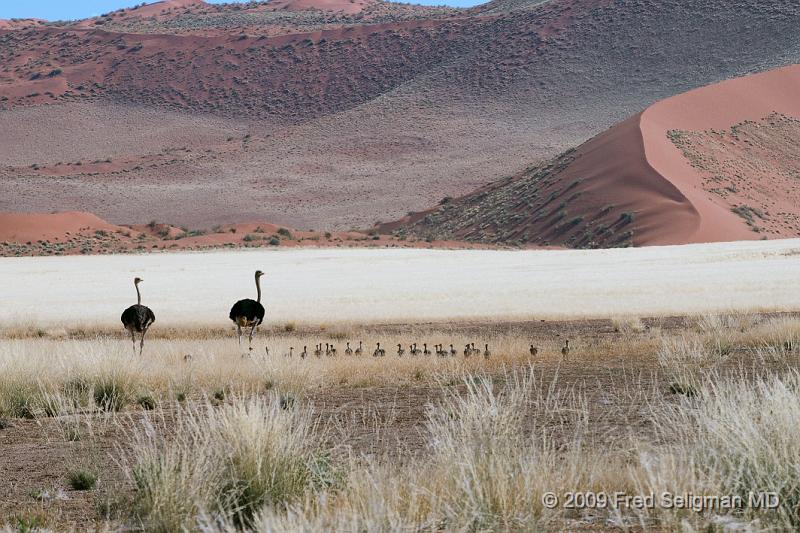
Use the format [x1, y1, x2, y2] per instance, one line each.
[67, 469, 97, 491]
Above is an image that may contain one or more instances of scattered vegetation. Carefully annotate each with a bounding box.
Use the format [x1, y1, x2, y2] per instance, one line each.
[67, 469, 97, 491]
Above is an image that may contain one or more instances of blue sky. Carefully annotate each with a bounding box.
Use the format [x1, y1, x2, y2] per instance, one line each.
[0, 0, 480, 21]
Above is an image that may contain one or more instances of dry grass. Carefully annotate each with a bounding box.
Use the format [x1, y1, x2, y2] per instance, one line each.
[3, 313, 800, 530]
[0, 328, 606, 418]
[633, 369, 800, 529]
[123, 395, 329, 532]
[240, 372, 609, 532]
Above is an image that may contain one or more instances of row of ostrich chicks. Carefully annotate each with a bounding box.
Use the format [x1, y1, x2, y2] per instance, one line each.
[264, 340, 570, 360]
[120, 271, 571, 358]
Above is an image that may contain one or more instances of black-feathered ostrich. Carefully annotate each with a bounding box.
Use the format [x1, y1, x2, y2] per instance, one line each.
[229, 270, 266, 351]
[120, 277, 156, 355]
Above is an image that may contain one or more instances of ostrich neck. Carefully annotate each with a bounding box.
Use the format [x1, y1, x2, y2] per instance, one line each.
[256, 275, 262, 303]
[135, 284, 141, 305]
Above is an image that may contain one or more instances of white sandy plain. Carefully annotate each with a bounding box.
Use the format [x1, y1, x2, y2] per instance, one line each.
[1, 239, 799, 328]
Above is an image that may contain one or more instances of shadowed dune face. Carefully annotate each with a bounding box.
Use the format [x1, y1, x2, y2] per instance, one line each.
[381, 115, 703, 248]
[390, 65, 800, 247]
[0, 0, 798, 236]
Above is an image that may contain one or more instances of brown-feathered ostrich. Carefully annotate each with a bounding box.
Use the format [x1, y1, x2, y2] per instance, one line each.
[120, 277, 155, 356]
[229, 270, 266, 351]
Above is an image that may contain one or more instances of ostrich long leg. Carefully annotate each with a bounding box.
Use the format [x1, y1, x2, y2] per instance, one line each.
[140, 326, 149, 355]
[248, 322, 258, 351]
[237, 325, 243, 350]
[130, 329, 136, 356]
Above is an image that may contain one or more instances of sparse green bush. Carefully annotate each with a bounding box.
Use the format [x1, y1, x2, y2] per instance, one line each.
[67, 468, 97, 490]
[0, 379, 38, 418]
[93, 375, 130, 412]
[137, 393, 157, 411]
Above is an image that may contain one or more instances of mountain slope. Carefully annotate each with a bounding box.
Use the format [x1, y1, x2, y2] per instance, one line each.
[384, 65, 800, 247]
[0, 0, 798, 233]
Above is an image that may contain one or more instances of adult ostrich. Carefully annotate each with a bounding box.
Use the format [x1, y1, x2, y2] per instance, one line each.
[229, 270, 266, 351]
[120, 277, 156, 356]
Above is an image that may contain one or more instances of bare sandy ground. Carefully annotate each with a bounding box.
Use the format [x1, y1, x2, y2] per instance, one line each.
[0, 101, 541, 231]
[1, 239, 798, 328]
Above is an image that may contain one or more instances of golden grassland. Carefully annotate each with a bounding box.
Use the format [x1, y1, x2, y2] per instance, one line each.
[1, 313, 800, 531]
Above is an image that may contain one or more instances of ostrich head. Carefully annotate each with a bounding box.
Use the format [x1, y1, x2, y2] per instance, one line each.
[133, 277, 144, 305]
[254, 270, 265, 302]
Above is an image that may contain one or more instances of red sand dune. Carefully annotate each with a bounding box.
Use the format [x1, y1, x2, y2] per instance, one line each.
[0, 211, 124, 243]
[641, 64, 800, 243]
[0, 212, 496, 256]
[389, 64, 800, 247]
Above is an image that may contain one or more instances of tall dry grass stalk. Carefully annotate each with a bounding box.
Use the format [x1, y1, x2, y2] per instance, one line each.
[204, 372, 618, 531]
[0, 331, 594, 418]
[633, 369, 800, 530]
[123, 394, 332, 532]
[6, 314, 800, 531]
[657, 314, 800, 375]
[611, 316, 647, 337]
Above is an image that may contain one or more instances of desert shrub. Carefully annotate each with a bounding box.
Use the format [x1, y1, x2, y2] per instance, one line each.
[136, 393, 157, 411]
[611, 316, 646, 335]
[127, 395, 327, 530]
[694, 313, 755, 356]
[243, 372, 601, 531]
[656, 334, 720, 388]
[62, 376, 91, 406]
[639, 371, 800, 529]
[0, 378, 39, 418]
[67, 469, 97, 490]
[92, 374, 130, 412]
[741, 316, 800, 354]
[10, 514, 47, 532]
